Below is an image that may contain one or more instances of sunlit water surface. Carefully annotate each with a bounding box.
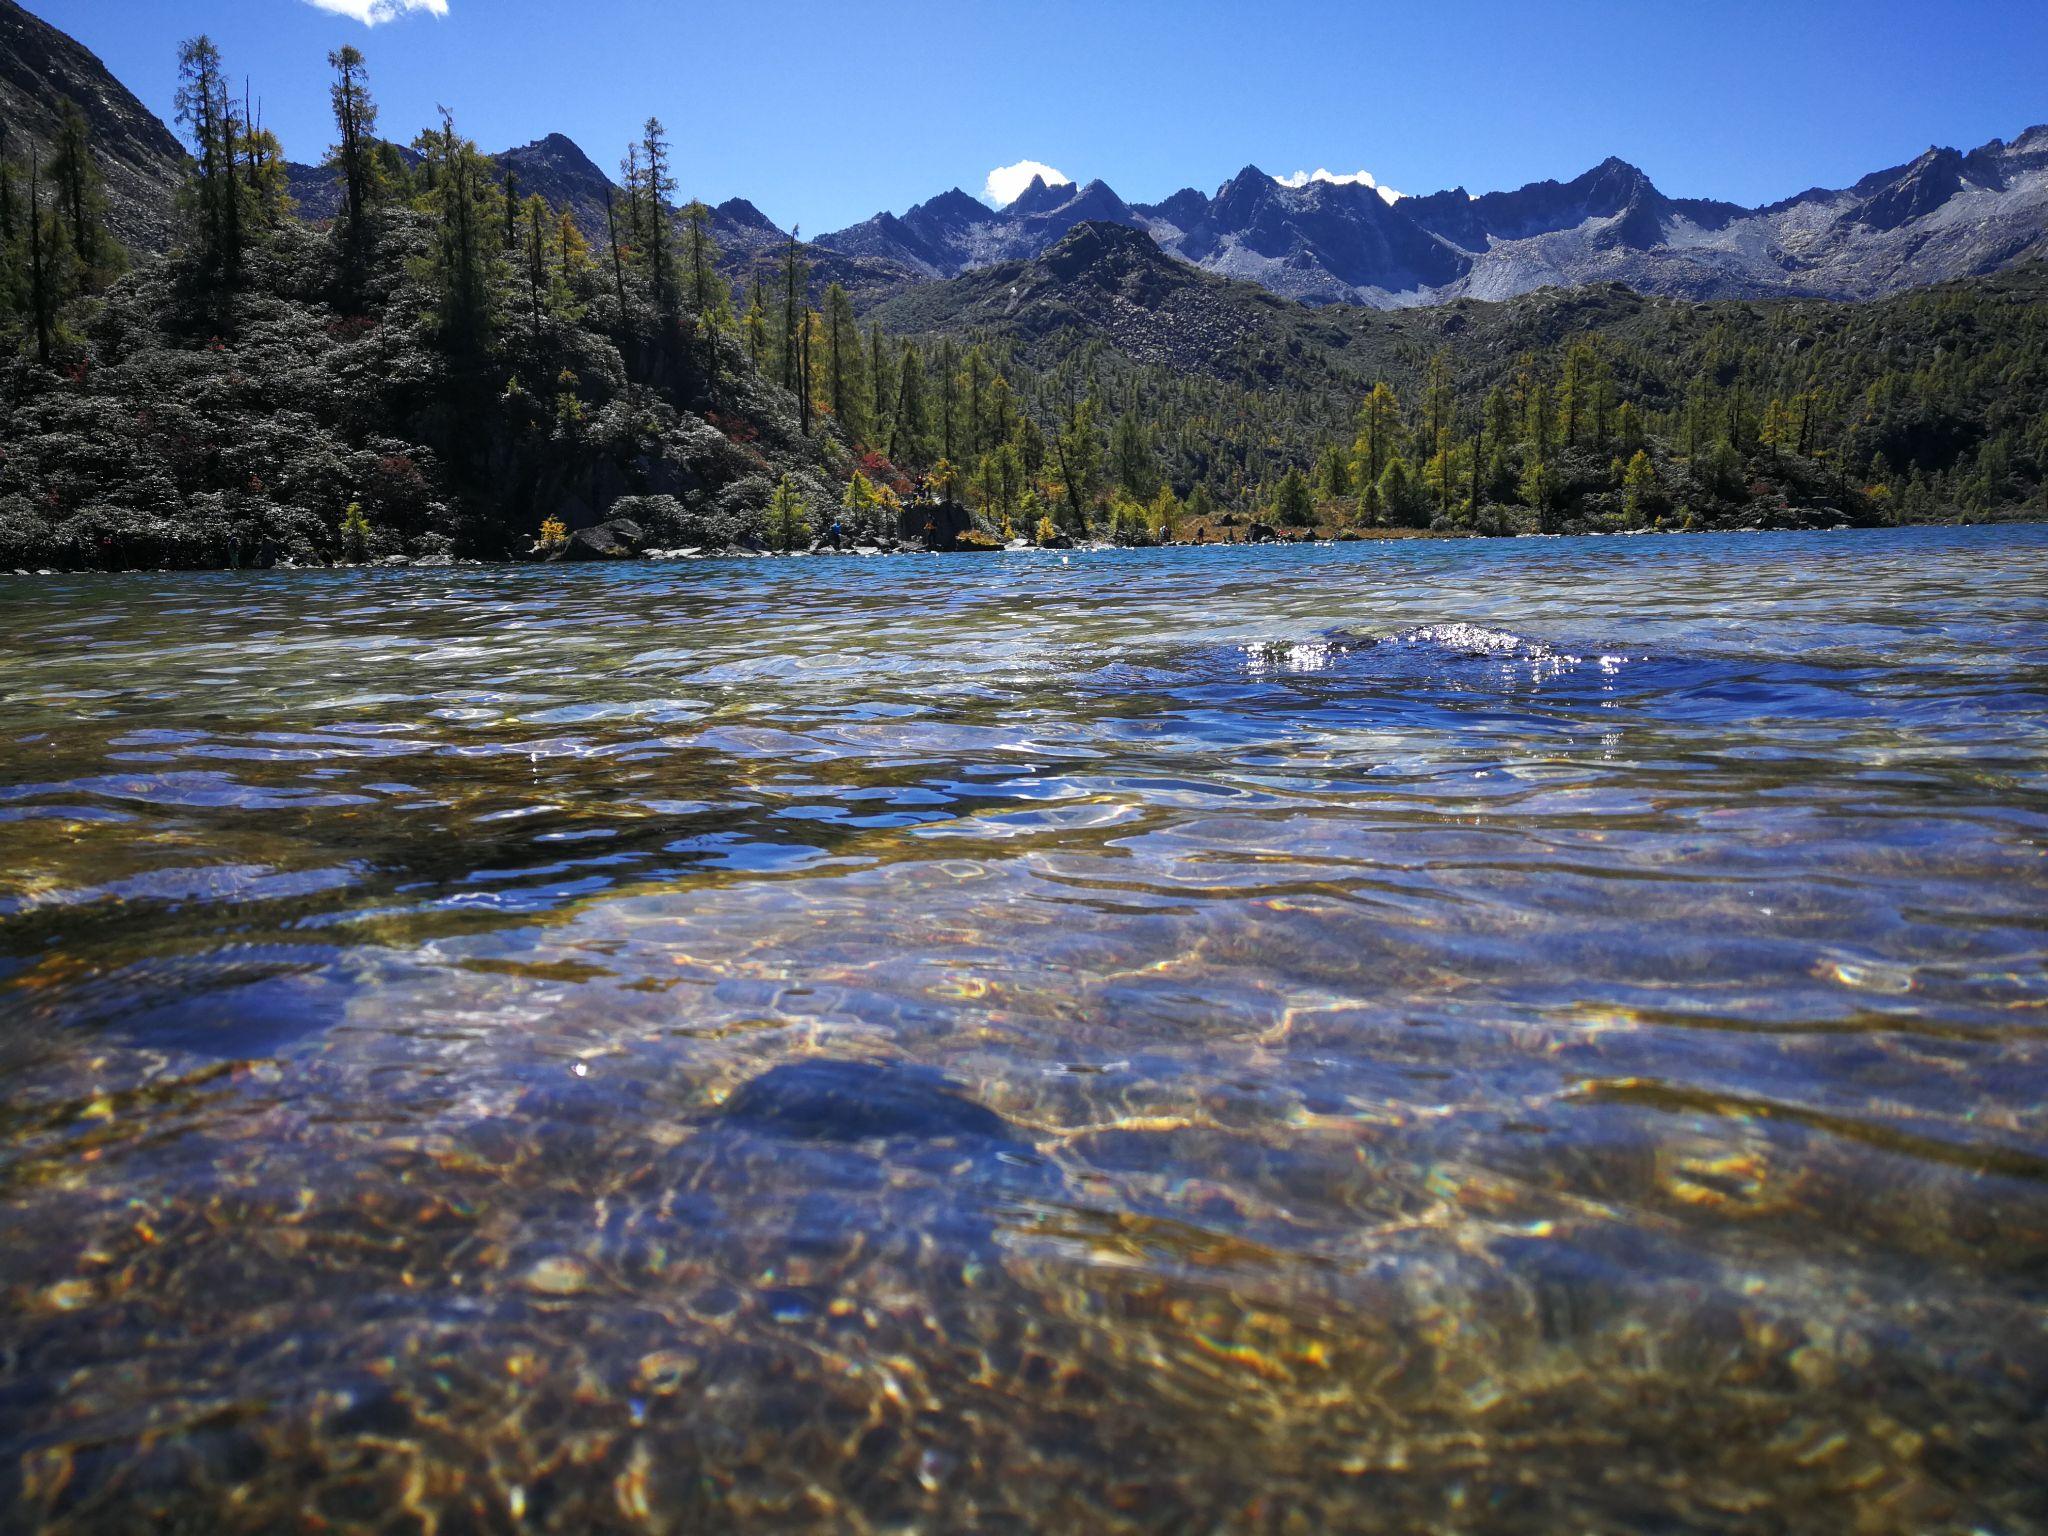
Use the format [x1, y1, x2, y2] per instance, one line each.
[2, 527, 2046, 1533]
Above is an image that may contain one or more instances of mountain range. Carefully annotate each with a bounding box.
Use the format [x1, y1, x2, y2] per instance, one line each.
[6, 0, 2047, 313]
[822, 136, 2048, 306]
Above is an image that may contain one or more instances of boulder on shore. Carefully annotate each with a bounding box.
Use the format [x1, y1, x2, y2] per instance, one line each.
[560, 518, 645, 561]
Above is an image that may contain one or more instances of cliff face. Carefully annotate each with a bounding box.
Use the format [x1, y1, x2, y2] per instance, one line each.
[0, 0, 185, 250]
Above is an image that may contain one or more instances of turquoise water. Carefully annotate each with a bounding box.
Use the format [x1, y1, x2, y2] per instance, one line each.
[2, 526, 2046, 1532]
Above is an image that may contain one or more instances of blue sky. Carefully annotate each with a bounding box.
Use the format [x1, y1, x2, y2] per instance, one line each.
[26, 0, 2048, 232]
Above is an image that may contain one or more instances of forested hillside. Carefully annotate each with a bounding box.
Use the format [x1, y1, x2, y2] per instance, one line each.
[1, 27, 2044, 569]
[0, 36, 882, 569]
[869, 223, 2048, 540]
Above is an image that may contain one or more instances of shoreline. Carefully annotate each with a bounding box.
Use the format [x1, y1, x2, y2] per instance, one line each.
[5, 513, 2041, 578]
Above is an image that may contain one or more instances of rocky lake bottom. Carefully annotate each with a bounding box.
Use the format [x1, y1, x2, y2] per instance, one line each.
[1, 526, 2044, 1533]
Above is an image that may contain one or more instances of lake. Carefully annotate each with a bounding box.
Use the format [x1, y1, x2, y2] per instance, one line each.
[2, 526, 2045, 1532]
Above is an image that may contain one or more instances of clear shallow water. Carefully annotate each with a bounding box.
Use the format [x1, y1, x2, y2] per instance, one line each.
[1, 526, 2045, 1533]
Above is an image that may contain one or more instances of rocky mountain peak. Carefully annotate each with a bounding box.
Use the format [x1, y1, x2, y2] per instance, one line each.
[0, 0, 186, 249]
[1005, 174, 1071, 217]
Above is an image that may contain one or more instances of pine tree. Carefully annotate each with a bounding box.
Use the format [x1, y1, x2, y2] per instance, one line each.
[890, 342, 927, 467]
[963, 347, 991, 458]
[743, 278, 767, 370]
[48, 99, 114, 285]
[24, 152, 57, 365]
[1525, 377, 1556, 463]
[823, 282, 861, 441]
[1421, 353, 1455, 508]
[1622, 449, 1658, 525]
[1053, 393, 1101, 533]
[1467, 402, 1485, 518]
[768, 475, 809, 553]
[1379, 456, 1421, 527]
[935, 338, 960, 463]
[680, 199, 725, 319]
[1112, 412, 1159, 500]
[174, 36, 243, 285]
[326, 45, 378, 285]
[1352, 381, 1399, 522]
[425, 110, 500, 353]
[523, 193, 549, 339]
[602, 183, 626, 307]
[867, 320, 893, 448]
[1314, 442, 1350, 501]
[0, 159, 19, 327]
[1274, 466, 1315, 528]
[779, 226, 807, 394]
[617, 144, 643, 257]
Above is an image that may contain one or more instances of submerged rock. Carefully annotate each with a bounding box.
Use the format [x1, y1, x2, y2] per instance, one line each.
[718, 1059, 1016, 1145]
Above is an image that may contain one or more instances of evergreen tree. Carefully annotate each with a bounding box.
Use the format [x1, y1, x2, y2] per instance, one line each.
[424, 110, 500, 354]
[522, 193, 549, 339]
[935, 338, 960, 462]
[24, 152, 60, 365]
[619, 144, 644, 254]
[326, 45, 378, 285]
[963, 347, 991, 457]
[1352, 381, 1400, 522]
[768, 474, 809, 553]
[174, 35, 243, 285]
[1622, 449, 1658, 525]
[602, 183, 626, 307]
[867, 320, 893, 449]
[1053, 393, 1102, 533]
[1378, 455, 1421, 526]
[779, 226, 808, 396]
[743, 279, 768, 371]
[823, 282, 861, 441]
[1112, 412, 1159, 500]
[48, 99, 115, 285]
[637, 118, 674, 310]
[890, 341, 927, 466]
[680, 199, 726, 319]
[1273, 466, 1315, 528]
[1314, 442, 1350, 501]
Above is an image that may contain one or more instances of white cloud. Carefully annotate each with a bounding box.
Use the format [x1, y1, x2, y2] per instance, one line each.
[984, 159, 1073, 208]
[1274, 167, 1405, 204]
[302, 0, 448, 25]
